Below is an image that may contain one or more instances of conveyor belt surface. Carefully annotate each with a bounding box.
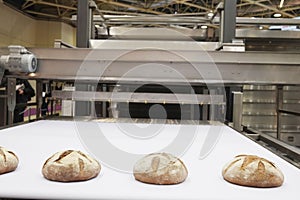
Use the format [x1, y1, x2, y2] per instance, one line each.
[0, 120, 299, 200]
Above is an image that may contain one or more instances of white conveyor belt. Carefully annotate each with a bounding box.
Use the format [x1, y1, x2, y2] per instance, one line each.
[0, 120, 299, 200]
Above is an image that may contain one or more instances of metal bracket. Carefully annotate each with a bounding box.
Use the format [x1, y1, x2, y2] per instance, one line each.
[0, 67, 4, 85]
[7, 77, 16, 125]
[232, 91, 243, 132]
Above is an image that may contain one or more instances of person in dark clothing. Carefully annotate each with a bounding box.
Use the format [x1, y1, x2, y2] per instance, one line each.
[14, 79, 35, 123]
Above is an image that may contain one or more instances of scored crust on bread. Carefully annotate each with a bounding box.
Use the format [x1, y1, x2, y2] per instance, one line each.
[0, 146, 19, 175]
[42, 150, 101, 182]
[133, 152, 188, 185]
[222, 155, 284, 188]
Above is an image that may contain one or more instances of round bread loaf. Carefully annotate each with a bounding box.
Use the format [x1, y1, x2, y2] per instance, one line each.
[0, 146, 19, 175]
[133, 152, 188, 185]
[222, 155, 284, 188]
[42, 150, 101, 182]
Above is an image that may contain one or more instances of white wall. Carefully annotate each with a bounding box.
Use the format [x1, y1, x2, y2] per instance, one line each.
[0, 3, 36, 46]
[0, 2, 76, 48]
[35, 20, 62, 47]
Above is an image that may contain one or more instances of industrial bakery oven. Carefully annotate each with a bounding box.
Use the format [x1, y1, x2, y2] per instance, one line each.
[0, 40, 300, 199]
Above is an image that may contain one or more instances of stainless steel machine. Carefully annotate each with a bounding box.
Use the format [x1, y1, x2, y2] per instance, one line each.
[0, 36, 299, 166]
[0, 2, 299, 198]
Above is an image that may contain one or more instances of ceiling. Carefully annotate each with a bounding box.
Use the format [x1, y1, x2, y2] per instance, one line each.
[3, 0, 300, 27]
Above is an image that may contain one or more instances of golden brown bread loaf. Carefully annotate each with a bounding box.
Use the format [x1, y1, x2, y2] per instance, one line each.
[0, 146, 19, 175]
[42, 150, 101, 182]
[222, 155, 284, 188]
[133, 152, 188, 185]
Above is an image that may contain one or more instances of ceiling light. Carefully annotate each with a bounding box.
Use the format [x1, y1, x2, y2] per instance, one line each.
[259, 26, 263, 30]
[279, 0, 285, 8]
[95, 24, 101, 28]
[273, 13, 282, 18]
[207, 12, 214, 17]
[28, 73, 36, 77]
[201, 25, 208, 29]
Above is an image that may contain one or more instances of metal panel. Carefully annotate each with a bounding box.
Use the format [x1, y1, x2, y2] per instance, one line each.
[232, 92, 243, 131]
[242, 85, 300, 139]
[244, 115, 300, 125]
[283, 104, 300, 113]
[74, 84, 93, 116]
[243, 115, 277, 126]
[234, 17, 300, 26]
[243, 91, 276, 101]
[243, 104, 276, 115]
[236, 29, 300, 39]
[105, 27, 207, 41]
[89, 40, 218, 50]
[281, 133, 300, 147]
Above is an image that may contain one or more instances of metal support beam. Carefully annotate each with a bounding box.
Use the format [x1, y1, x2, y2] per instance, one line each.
[242, 0, 295, 18]
[26, 48, 300, 85]
[76, 0, 91, 48]
[225, 86, 242, 122]
[209, 89, 216, 121]
[0, 67, 4, 85]
[0, 89, 7, 126]
[36, 80, 43, 120]
[51, 90, 225, 105]
[202, 89, 208, 120]
[25, 10, 70, 20]
[7, 77, 16, 125]
[219, 0, 237, 43]
[25, 0, 77, 10]
[276, 85, 284, 140]
[102, 84, 107, 117]
[22, 1, 36, 10]
[232, 91, 243, 132]
[283, 5, 300, 12]
[76, 0, 93, 115]
[175, 0, 212, 12]
[98, 0, 164, 15]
